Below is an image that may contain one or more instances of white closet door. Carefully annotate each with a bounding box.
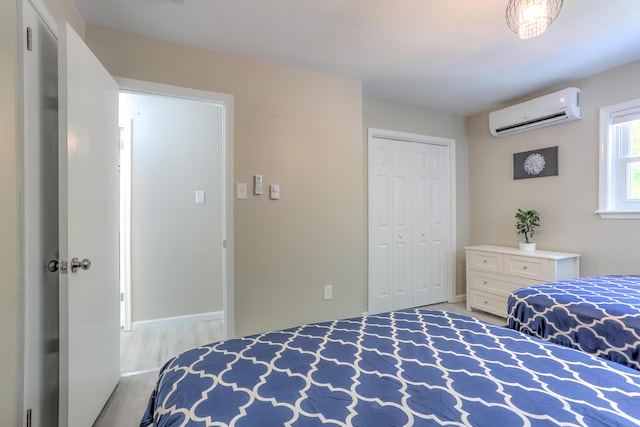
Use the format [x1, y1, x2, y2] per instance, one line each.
[391, 143, 414, 310]
[368, 134, 451, 314]
[412, 144, 432, 306]
[428, 145, 450, 303]
[413, 144, 449, 306]
[368, 138, 393, 314]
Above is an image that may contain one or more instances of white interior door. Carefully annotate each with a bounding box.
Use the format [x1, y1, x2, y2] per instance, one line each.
[368, 130, 453, 314]
[391, 143, 414, 310]
[368, 138, 393, 314]
[413, 143, 450, 306]
[369, 139, 417, 313]
[58, 22, 120, 426]
[413, 145, 433, 307]
[428, 145, 450, 303]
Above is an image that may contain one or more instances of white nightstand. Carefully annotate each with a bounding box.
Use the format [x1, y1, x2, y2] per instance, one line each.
[465, 245, 580, 318]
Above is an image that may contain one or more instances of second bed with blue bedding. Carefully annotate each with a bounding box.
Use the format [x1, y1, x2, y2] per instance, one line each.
[508, 275, 640, 370]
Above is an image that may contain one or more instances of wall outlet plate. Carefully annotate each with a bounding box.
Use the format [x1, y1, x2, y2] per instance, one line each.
[323, 284, 333, 300]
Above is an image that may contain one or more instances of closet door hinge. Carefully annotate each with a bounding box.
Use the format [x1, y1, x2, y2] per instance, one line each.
[223, 240, 227, 249]
[26, 409, 32, 427]
[26, 26, 33, 51]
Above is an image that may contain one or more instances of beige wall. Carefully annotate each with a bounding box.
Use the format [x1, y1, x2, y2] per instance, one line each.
[467, 60, 640, 277]
[1, 0, 19, 424]
[363, 98, 469, 297]
[41, 0, 85, 37]
[85, 25, 365, 336]
[122, 93, 225, 322]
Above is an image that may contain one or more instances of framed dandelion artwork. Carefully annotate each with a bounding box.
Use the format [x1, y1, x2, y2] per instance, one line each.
[513, 146, 558, 180]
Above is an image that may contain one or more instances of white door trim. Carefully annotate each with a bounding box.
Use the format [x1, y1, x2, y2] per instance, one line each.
[24, 0, 56, 33]
[367, 127, 457, 307]
[119, 120, 132, 331]
[115, 77, 235, 339]
[19, 2, 59, 425]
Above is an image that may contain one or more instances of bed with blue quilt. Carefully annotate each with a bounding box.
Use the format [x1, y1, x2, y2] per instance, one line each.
[141, 308, 640, 426]
[507, 275, 640, 371]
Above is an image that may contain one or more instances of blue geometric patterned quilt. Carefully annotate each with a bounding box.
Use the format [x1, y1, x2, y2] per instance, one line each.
[508, 275, 640, 371]
[141, 309, 640, 426]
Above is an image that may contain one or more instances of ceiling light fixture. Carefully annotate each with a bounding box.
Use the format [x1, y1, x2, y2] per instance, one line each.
[505, 0, 563, 40]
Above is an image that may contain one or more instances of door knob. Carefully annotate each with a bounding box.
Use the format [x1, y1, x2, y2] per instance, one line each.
[70, 257, 91, 273]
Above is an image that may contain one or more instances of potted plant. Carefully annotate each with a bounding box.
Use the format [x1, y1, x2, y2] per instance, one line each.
[515, 208, 540, 251]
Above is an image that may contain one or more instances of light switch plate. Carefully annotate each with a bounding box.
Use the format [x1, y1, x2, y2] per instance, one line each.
[195, 190, 205, 204]
[269, 184, 280, 200]
[236, 183, 247, 199]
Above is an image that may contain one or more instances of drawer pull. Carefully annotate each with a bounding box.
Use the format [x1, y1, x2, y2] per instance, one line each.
[483, 260, 488, 263]
[483, 300, 489, 305]
[483, 281, 488, 285]
[523, 266, 528, 270]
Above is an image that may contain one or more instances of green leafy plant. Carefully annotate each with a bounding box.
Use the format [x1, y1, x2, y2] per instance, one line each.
[515, 208, 540, 243]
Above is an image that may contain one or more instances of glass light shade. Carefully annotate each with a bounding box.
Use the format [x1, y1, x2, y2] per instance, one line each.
[506, 0, 563, 40]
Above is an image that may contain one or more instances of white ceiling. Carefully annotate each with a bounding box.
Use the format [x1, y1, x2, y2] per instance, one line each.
[73, 0, 640, 116]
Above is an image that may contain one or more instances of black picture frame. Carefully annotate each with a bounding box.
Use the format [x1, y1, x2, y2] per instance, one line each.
[513, 146, 558, 180]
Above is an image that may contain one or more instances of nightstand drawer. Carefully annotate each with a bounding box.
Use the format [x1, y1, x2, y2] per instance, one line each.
[504, 255, 548, 281]
[468, 250, 503, 273]
[468, 290, 507, 318]
[468, 271, 537, 296]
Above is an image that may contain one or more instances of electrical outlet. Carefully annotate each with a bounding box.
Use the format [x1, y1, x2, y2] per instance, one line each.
[323, 284, 333, 300]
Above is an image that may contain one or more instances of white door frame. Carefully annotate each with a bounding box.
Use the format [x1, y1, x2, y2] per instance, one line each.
[119, 120, 132, 331]
[19, 1, 59, 426]
[367, 127, 457, 311]
[116, 78, 235, 339]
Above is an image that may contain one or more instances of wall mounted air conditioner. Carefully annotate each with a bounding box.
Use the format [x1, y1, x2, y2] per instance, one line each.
[489, 87, 581, 137]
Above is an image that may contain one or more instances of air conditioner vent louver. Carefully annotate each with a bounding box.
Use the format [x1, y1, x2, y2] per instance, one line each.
[489, 87, 581, 138]
[494, 112, 567, 134]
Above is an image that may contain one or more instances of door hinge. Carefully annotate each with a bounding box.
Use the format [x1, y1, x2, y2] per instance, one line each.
[26, 27, 33, 51]
[120, 292, 125, 302]
[223, 240, 227, 249]
[26, 409, 32, 427]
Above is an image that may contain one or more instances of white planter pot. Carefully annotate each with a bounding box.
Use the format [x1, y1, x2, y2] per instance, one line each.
[519, 242, 536, 251]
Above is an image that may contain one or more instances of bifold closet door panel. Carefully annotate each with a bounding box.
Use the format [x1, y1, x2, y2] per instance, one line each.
[368, 138, 394, 314]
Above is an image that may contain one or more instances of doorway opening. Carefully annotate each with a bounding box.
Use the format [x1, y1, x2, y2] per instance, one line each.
[117, 80, 234, 374]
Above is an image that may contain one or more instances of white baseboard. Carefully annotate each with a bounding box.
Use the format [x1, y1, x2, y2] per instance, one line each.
[132, 311, 223, 331]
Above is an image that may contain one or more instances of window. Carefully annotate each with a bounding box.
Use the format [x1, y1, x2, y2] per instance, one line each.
[598, 98, 640, 219]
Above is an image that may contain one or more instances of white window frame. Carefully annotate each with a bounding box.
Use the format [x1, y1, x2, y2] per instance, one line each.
[597, 98, 640, 219]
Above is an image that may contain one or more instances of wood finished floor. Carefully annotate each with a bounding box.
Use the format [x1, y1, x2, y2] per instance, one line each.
[120, 318, 224, 374]
[93, 303, 503, 426]
[93, 319, 223, 427]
